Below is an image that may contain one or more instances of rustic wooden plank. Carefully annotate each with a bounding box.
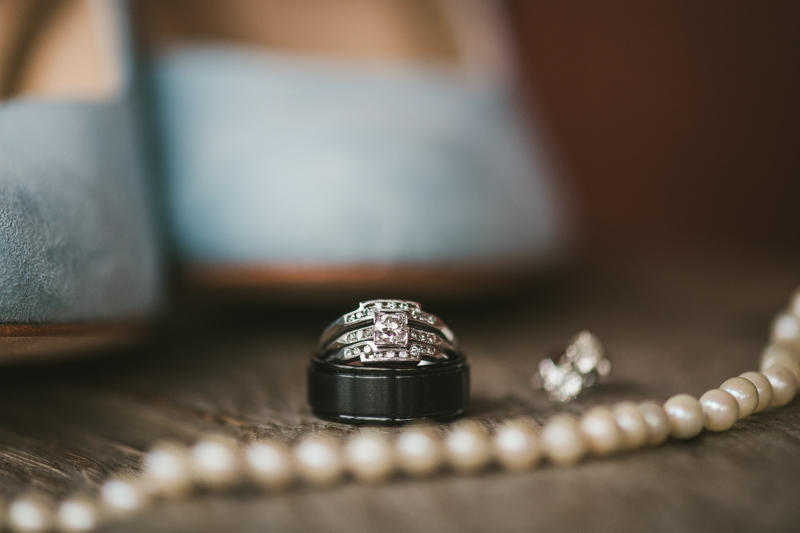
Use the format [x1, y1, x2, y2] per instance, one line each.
[0, 250, 796, 532]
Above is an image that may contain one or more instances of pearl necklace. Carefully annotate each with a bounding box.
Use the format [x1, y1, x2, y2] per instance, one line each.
[7, 288, 800, 533]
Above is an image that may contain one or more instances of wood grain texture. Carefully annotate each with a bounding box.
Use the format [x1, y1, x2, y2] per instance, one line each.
[0, 250, 797, 532]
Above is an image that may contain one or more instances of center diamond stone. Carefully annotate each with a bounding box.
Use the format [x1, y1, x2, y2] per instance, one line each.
[373, 312, 409, 346]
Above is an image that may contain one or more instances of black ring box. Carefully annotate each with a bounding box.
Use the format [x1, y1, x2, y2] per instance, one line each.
[307, 355, 469, 424]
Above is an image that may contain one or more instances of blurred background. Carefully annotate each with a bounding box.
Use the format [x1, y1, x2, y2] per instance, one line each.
[129, 0, 800, 291]
[2, 0, 799, 318]
[0, 4, 799, 531]
[507, 0, 800, 252]
[105, 0, 799, 311]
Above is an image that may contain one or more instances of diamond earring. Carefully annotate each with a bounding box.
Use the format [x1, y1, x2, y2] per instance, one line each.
[532, 331, 611, 402]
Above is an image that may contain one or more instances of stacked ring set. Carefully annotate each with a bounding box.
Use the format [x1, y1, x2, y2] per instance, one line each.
[308, 300, 469, 423]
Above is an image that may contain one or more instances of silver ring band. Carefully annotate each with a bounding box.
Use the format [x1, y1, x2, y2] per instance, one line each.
[319, 299, 456, 348]
[321, 325, 457, 354]
[325, 341, 449, 364]
[317, 299, 460, 366]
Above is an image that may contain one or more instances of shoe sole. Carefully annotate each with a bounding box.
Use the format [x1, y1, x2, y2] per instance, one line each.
[0, 323, 148, 361]
[182, 262, 563, 304]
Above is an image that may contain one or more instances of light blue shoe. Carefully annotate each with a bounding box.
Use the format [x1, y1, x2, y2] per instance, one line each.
[0, 0, 162, 358]
[147, 0, 571, 296]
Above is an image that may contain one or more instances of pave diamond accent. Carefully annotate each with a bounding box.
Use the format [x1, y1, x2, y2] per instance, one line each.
[409, 344, 435, 357]
[335, 341, 438, 363]
[343, 300, 421, 324]
[363, 343, 433, 363]
[344, 327, 373, 344]
[373, 312, 409, 346]
[343, 342, 373, 359]
[409, 329, 436, 344]
[409, 310, 436, 325]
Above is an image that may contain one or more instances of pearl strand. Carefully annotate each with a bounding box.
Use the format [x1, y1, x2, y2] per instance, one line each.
[5, 288, 800, 532]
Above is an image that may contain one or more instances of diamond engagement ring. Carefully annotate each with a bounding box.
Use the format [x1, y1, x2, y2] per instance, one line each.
[309, 299, 470, 423]
[317, 299, 461, 365]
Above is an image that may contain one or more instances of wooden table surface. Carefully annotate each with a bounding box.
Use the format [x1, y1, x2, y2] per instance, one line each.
[0, 250, 798, 532]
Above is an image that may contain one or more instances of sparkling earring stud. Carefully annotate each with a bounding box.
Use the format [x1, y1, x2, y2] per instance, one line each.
[532, 331, 611, 402]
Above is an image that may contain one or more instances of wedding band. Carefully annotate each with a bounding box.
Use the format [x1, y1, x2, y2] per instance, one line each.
[320, 300, 455, 345]
[309, 299, 470, 423]
[322, 325, 457, 354]
[316, 299, 461, 365]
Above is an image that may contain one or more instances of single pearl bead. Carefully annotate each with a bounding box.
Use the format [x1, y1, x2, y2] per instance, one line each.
[739, 371, 773, 413]
[762, 367, 797, 408]
[771, 313, 800, 347]
[579, 407, 621, 456]
[8, 497, 53, 533]
[541, 414, 586, 466]
[56, 498, 97, 532]
[613, 402, 649, 450]
[192, 435, 242, 489]
[344, 431, 395, 483]
[699, 389, 739, 431]
[246, 439, 294, 490]
[638, 401, 671, 446]
[492, 419, 542, 471]
[760, 344, 800, 385]
[101, 478, 147, 515]
[294, 436, 343, 486]
[777, 341, 800, 363]
[142, 441, 192, 498]
[664, 394, 704, 439]
[445, 421, 491, 474]
[396, 426, 443, 477]
[720, 377, 759, 418]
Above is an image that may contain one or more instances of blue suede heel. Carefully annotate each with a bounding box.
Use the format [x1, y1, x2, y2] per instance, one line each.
[0, 0, 162, 357]
[0, 97, 161, 324]
[154, 46, 570, 284]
